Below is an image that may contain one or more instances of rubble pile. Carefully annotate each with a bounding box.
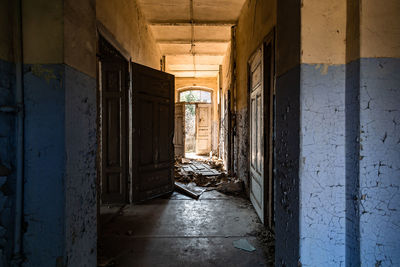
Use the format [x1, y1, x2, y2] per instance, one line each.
[174, 157, 243, 194]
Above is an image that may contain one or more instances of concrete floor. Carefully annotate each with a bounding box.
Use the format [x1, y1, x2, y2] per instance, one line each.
[99, 190, 273, 266]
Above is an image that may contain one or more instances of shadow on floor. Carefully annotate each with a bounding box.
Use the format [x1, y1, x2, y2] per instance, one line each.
[98, 190, 274, 267]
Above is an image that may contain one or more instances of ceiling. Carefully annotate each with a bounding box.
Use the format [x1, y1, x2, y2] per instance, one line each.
[137, 0, 247, 78]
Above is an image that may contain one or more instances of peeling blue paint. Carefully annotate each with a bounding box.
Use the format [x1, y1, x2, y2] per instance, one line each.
[359, 58, 400, 267]
[22, 64, 97, 266]
[64, 65, 97, 266]
[300, 64, 347, 266]
[275, 59, 400, 266]
[0, 59, 16, 266]
[23, 64, 66, 266]
[275, 65, 300, 266]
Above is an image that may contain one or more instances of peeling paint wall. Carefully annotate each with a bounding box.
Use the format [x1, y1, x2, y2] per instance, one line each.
[275, 0, 400, 266]
[234, 0, 276, 189]
[358, 2, 400, 256]
[96, 0, 161, 69]
[23, 64, 66, 267]
[64, 65, 97, 266]
[19, 0, 98, 265]
[0, 1, 16, 265]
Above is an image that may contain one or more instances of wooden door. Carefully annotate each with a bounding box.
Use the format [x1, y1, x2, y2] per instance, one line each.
[131, 63, 175, 202]
[249, 36, 275, 228]
[174, 103, 185, 157]
[195, 103, 212, 155]
[99, 37, 129, 204]
[249, 47, 265, 223]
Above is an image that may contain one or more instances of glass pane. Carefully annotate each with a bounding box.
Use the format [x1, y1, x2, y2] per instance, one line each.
[179, 90, 211, 103]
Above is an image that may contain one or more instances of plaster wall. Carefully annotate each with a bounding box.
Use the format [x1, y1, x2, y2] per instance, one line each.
[64, 0, 97, 78]
[301, 0, 347, 65]
[20, 1, 98, 265]
[96, 0, 161, 69]
[274, 0, 301, 265]
[360, 0, 400, 59]
[0, 60, 16, 266]
[274, 0, 400, 266]
[22, 0, 64, 64]
[0, 1, 16, 265]
[0, 0, 14, 62]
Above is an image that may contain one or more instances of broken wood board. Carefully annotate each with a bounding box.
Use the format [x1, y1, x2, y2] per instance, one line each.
[174, 182, 206, 200]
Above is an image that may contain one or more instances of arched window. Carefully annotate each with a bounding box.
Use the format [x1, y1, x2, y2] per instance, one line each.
[178, 87, 213, 103]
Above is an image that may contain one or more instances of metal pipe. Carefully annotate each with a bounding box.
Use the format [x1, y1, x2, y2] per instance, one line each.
[12, 0, 24, 264]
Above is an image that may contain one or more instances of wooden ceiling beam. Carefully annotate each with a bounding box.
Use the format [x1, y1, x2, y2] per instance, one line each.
[157, 40, 230, 44]
[149, 22, 235, 27]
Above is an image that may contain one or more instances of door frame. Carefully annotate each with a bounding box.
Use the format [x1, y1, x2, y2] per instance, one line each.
[247, 28, 276, 228]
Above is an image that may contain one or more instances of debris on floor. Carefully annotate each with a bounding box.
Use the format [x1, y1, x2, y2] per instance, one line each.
[233, 239, 256, 252]
[174, 182, 206, 199]
[174, 157, 243, 195]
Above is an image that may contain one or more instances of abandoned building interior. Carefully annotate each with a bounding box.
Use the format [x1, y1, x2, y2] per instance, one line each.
[0, 0, 399, 266]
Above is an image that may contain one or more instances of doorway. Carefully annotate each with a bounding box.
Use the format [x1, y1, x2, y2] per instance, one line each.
[174, 87, 214, 158]
[248, 31, 275, 228]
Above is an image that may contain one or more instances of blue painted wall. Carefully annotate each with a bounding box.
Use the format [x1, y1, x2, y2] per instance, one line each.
[23, 64, 66, 266]
[22, 64, 97, 266]
[359, 58, 400, 266]
[64, 65, 97, 266]
[0, 59, 16, 266]
[345, 59, 361, 267]
[275, 59, 400, 266]
[299, 64, 347, 266]
[275, 65, 300, 266]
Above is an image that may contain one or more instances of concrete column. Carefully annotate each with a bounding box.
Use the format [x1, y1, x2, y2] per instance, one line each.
[276, 0, 400, 266]
[21, 0, 97, 266]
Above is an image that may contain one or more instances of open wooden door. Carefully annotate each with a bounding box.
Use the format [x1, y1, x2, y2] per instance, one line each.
[131, 63, 175, 202]
[249, 47, 265, 223]
[99, 36, 129, 204]
[195, 103, 212, 155]
[174, 103, 185, 157]
[249, 34, 275, 228]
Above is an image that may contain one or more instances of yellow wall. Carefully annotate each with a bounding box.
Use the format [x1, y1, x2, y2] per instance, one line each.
[301, 0, 347, 65]
[96, 0, 161, 70]
[175, 77, 219, 121]
[22, 0, 64, 64]
[360, 0, 400, 59]
[64, 0, 97, 77]
[0, 0, 14, 62]
[235, 0, 276, 110]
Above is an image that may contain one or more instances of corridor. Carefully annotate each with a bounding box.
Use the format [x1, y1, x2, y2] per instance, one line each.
[99, 191, 274, 266]
[0, 0, 399, 266]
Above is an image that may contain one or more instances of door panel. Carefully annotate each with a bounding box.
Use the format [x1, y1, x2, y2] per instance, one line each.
[100, 59, 128, 204]
[132, 63, 175, 202]
[196, 103, 212, 155]
[249, 47, 265, 223]
[249, 36, 275, 228]
[174, 103, 185, 157]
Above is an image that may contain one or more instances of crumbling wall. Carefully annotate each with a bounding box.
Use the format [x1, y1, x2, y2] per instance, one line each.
[0, 2, 16, 265]
[358, 58, 400, 266]
[275, 0, 400, 266]
[0, 59, 15, 267]
[64, 66, 97, 266]
[96, 0, 161, 69]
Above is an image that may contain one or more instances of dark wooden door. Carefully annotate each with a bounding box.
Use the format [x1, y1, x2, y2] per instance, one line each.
[99, 37, 129, 204]
[132, 63, 175, 202]
[174, 102, 185, 157]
